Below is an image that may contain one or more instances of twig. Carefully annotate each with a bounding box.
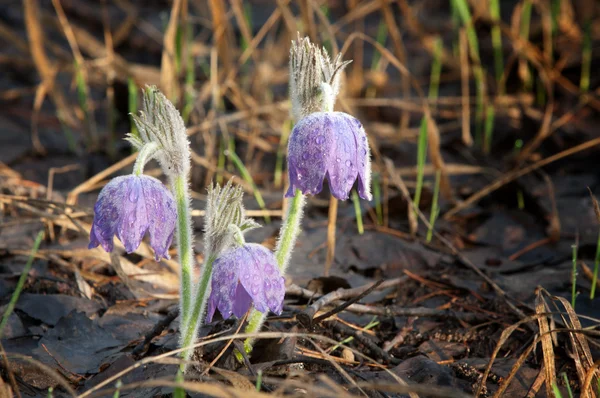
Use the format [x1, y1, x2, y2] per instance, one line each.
[297, 278, 403, 329]
[132, 307, 179, 357]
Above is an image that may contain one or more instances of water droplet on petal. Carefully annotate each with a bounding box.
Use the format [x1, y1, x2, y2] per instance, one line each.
[268, 298, 279, 310]
[297, 173, 302, 180]
[345, 160, 352, 167]
[336, 158, 341, 163]
[251, 283, 260, 295]
[315, 136, 325, 144]
[362, 148, 368, 156]
[129, 186, 140, 203]
[302, 153, 310, 160]
[264, 280, 271, 289]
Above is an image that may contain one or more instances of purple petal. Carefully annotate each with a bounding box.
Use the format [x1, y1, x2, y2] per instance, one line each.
[88, 176, 129, 252]
[88, 175, 176, 259]
[262, 261, 285, 315]
[116, 176, 149, 253]
[352, 118, 372, 201]
[286, 113, 334, 197]
[140, 176, 177, 260]
[208, 244, 284, 320]
[286, 112, 372, 201]
[205, 293, 217, 322]
[232, 283, 253, 318]
[207, 249, 241, 320]
[237, 244, 270, 313]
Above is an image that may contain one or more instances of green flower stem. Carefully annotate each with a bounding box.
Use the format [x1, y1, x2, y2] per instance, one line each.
[180, 254, 216, 368]
[173, 175, 194, 334]
[133, 142, 159, 176]
[237, 190, 306, 360]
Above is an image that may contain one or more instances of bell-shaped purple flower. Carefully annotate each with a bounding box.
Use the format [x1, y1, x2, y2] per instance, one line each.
[206, 243, 285, 322]
[286, 111, 372, 201]
[88, 174, 176, 260]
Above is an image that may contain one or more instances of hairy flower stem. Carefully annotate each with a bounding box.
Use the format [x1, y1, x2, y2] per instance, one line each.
[238, 190, 305, 359]
[180, 254, 216, 369]
[173, 175, 194, 334]
[132, 142, 159, 176]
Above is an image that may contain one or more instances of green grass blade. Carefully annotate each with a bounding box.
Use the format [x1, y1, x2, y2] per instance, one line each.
[562, 373, 574, 398]
[414, 37, 442, 215]
[580, 20, 592, 94]
[255, 370, 263, 391]
[426, 170, 441, 242]
[371, 21, 388, 70]
[112, 381, 122, 398]
[351, 190, 364, 235]
[490, 0, 504, 93]
[373, 172, 383, 226]
[590, 229, 600, 298]
[571, 243, 578, 308]
[274, 119, 292, 189]
[0, 230, 44, 339]
[226, 150, 270, 223]
[128, 78, 138, 137]
[483, 103, 495, 154]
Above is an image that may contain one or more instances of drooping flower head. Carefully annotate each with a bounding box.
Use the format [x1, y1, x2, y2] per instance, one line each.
[286, 112, 372, 201]
[206, 243, 285, 322]
[89, 174, 176, 260]
[287, 36, 372, 201]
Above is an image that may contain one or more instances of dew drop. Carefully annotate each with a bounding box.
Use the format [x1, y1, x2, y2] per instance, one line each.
[315, 136, 325, 144]
[345, 160, 352, 167]
[336, 158, 341, 163]
[251, 283, 260, 295]
[268, 298, 279, 310]
[264, 280, 271, 289]
[362, 148, 368, 156]
[129, 187, 139, 203]
[297, 173, 303, 180]
[302, 152, 310, 160]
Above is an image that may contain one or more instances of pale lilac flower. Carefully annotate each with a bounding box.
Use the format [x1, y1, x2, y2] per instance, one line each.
[286, 111, 372, 201]
[206, 243, 285, 321]
[89, 174, 176, 260]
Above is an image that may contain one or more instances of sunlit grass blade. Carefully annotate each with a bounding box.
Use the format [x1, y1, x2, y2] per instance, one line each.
[351, 190, 364, 235]
[580, 19, 591, 94]
[226, 150, 270, 223]
[255, 370, 263, 391]
[0, 230, 44, 339]
[329, 317, 379, 353]
[451, 0, 485, 145]
[483, 103, 495, 154]
[552, 382, 563, 398]
[571, 242, 578, 308]
[562, 373, 574, 398]
[113, 381, 122, 398]
[373, 172, 383, 226]
[490, 0, 504, 94]
[274, 119, 292, 189]
[426, 170, 441, 243]
[413, 37, 442, 215]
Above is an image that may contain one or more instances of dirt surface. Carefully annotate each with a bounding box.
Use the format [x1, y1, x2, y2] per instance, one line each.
[1, 1, 600, 397]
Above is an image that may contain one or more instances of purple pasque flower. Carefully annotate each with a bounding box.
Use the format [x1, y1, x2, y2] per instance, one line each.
[286, 111, 372, 201]
[206, 243, 285, 322]
[89, 174, 176, 260]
